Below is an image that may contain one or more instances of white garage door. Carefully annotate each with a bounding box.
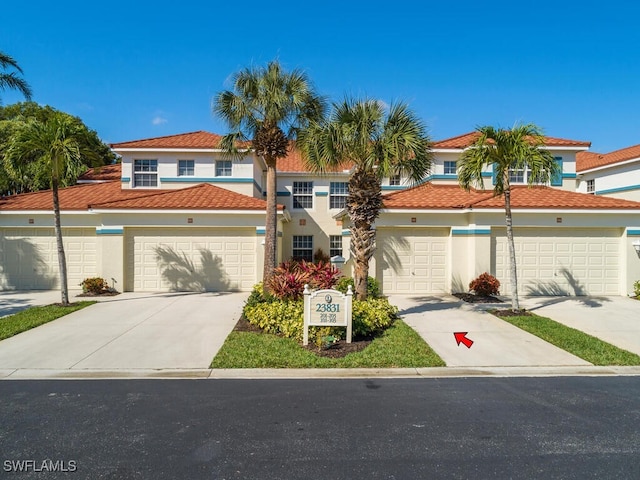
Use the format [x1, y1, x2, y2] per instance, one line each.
[376, 227, 449, 294]
[492, 227, 621, 296]
[0, 228, 97, 290]
[126, 228, 256, 292]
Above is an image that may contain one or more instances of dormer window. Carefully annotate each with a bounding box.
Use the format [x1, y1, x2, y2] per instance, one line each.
[587, 179, 595, 194]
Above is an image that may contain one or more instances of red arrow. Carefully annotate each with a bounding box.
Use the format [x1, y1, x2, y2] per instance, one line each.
[454, 332, 474, 349]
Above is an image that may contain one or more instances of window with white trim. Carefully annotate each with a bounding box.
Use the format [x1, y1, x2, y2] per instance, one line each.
[330, 182, 348, 209]
[292, 235, 313, 261]
[293, 181, 313, 209]
[178, 159, 194, 176]
[216, 160, 232, 177]
[444, 161, 457, 175]
[586, 179, 595, 193]
[389, 174, 401, 186]
[508, 168, 525, 183]
[133, 159, 158, 187]
[329, 235, 343, 258]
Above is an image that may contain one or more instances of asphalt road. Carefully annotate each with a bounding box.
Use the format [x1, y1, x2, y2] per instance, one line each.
[1, 377, 639, 479]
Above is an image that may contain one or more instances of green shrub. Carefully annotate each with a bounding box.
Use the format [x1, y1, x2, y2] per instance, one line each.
[352, 298, 398, 337]
[80, 277, 108, 294]
[634, 280, 640, 298]
[242, 290, 397, 344]
[335, 276, 381, 298]
[469, 272, 500, 296]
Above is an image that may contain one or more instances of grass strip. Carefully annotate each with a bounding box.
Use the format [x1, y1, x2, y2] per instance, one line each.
[495, 311, 640, 366]
[0, 302, 96, 341]
[211, 319, 445, 369]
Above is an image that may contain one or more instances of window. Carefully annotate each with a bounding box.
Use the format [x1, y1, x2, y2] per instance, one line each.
[444, 161, 457, 175]
[508, 168, 525, 183]
[293, 181, 313, 209]
[330, 182, 348, 209]
[216, 160, 232, 177]
[389, 174, 401, 186]
[293, 235, 313, 261]
[329, 235, 343, 258]
[178, 160, 194, 176]
[586, 179, 595, 193]
[134, 159, 158, 187]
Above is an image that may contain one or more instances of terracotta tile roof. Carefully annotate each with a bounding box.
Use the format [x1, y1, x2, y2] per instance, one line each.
[91, 183, 281, 211]
[0, 182, 280, 212]
[276, 146, 352, 173]
[111, 131, 224, 149]
[433, 131, 591, 149]
[382, 182, 640, 210]
[78, 163, 122, 182]
[576, 144, 640, 172]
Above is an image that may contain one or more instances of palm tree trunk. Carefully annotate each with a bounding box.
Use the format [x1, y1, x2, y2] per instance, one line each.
[262, 155, 278, 290]
[504, 186, 520, 311]
[52, 177, 69, 305]
[350, 224, 375, 300]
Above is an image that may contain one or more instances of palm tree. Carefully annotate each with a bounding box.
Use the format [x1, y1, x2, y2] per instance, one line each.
[0, 51, 32, 102]
[213, 61, 325, 287]
[298, 98, 433, 300]
[5, 114, 96, 305]
[457, 123, 559, 311]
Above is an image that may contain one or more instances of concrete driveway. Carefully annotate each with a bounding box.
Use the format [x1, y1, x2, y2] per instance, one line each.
[0, 291, 247, 374]
[389, 295, 590, 368]
[521, 296, 640, 356]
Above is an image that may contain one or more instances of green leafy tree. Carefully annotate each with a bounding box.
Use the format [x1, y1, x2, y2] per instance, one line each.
[457, 124, 559, 311]
[213, 60, 325, 287]
[0, 102, 115, 193]
[298, 98, 433, 300]
[5, 113, 99, 305]
[0, 51, 32, 103]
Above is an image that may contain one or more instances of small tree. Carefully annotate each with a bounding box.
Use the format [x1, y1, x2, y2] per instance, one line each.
[458, 124, 558, 311]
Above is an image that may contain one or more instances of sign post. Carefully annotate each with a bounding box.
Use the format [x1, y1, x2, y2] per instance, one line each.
[303, 284, 353, 346]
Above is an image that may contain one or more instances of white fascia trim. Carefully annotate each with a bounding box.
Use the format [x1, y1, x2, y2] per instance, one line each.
[88, 209, 278, 215]
[114, 148, 252, 154]
[379, 209, 471, 214]
[542, 146, 590, 152]
[432, 148, 463, 153]
[465, 208, 640, 215]
[578, 157, 640, 175]
[0, 210, 92, 215]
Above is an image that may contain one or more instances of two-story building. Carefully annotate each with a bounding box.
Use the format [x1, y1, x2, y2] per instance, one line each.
[1, 130, 639, 296]
[576, 144, 640, 201]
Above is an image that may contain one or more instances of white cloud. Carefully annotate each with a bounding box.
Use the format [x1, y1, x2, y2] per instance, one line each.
[152, 116, 168, 126]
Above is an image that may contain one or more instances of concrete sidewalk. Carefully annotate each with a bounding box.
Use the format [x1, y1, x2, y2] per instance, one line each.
[389, 295, 591, 368]
[521, 296, 640, 356]
[0, 292, 246, 371]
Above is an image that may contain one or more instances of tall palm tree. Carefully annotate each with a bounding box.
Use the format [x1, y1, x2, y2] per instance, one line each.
[457, 123, 558, 311]
[5, 114, 96, 305]
[0, 51, 32, 102]
[298, 98, 433, 300]
[213, 61, 325, 287]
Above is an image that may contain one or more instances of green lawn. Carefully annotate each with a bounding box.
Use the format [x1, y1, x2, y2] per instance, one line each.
[211, 319, 445, 369]
[0, 302, 96, 341]
[495, 311, 640, 366]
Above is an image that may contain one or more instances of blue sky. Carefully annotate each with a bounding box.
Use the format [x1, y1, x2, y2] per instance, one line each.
[2, 0, 639, 153]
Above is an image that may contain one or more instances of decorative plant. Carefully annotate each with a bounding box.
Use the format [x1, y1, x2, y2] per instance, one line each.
[336, 276, 381, 298]
[266, 260, 342, 300]
[80, 277, 109, 294]
[313, 248, 330, 264]
[469, 272, 500, 297]
[634, 280, 640, 298]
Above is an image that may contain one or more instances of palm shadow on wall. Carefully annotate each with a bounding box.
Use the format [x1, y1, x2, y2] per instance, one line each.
[377, 234, 410, 276]
[0, 238, 56, 290]
[154, 246, 234, 292]
[524, 268, 610, 307]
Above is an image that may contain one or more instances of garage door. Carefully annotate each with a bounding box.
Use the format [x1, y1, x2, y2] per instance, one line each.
[126, 228, 256, 292]
[376, 227, 449, 294]
[0, 228, 97, 290]
[492, 227, 621, 296]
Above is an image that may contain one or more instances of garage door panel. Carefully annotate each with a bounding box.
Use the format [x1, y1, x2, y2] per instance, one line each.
[377, 228, 449, 294]
[126, 228, 256, 292]
[0, 228, 97, 290]
[492, 228, 620, 296]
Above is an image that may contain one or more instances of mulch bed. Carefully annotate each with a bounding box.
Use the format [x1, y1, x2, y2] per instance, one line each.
[233, 316, 373, 358]
[77, 291, 121, 297]
[453, 292, 503, 304]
